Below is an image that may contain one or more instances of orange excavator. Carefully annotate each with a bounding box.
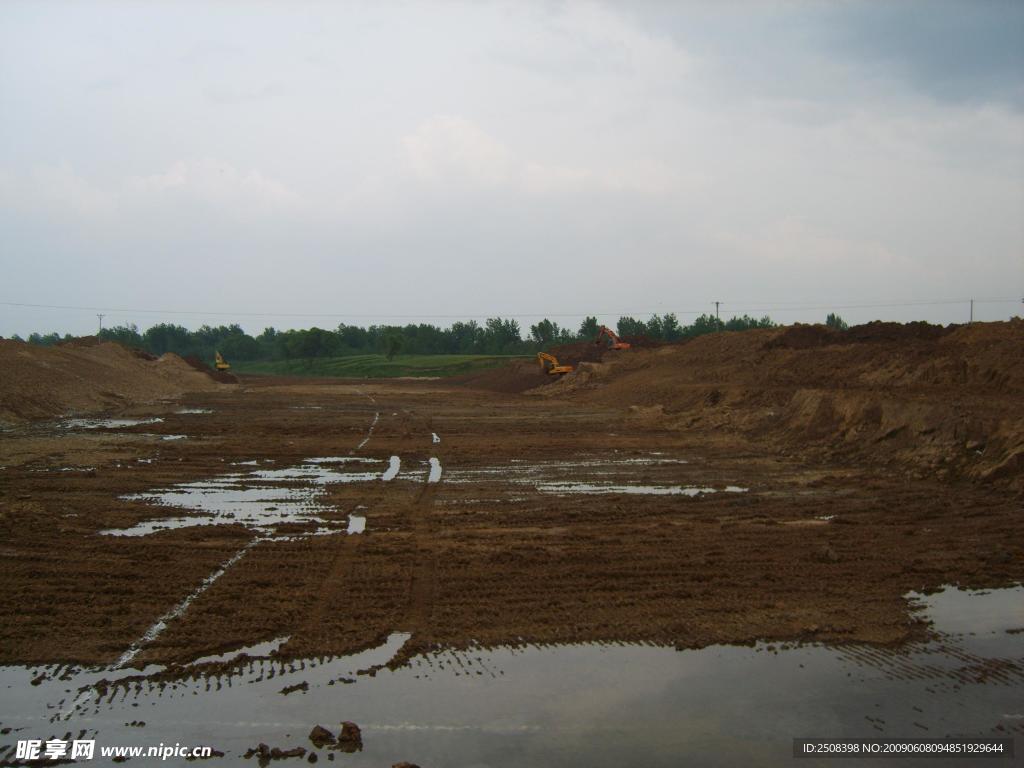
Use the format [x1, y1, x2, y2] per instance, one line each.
[595, 325, 631, 350]
[537, 352, 573, 376]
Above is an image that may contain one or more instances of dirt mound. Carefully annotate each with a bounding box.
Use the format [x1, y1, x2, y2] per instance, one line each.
[0, 339, 231, 425]
[767, 323, 840, 349]
[182, 355, 238, 384]
[541, 320, 1024, 489]
[842, 320, 953, 343]
[462, 342, 611, 394]
[547, 340, 607, 366]
[770, 320, 956, 350]
[621, 334, 665, 349]
[461, 358, 548, 393]
[57, 335, 102, 348]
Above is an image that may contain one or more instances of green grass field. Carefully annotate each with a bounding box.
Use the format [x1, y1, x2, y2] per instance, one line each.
[231, 353, 525, 379]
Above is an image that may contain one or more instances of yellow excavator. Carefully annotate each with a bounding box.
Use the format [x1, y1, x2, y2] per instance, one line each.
[537, 352, 573, 376]
[214, 351, 231, 372]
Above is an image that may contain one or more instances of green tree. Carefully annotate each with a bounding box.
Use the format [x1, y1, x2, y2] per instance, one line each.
[825, 312, 849, 330]
[616, 316, 647, 338]
[27, 332, 62, 346]
[682, 313, 724, 338]
[220, 333, 260, 361]
[660, 313, 683, 341]
[143, 323, 193, 356]
[449, 320, 483, 353]
[529, 319, 558, 346]
[482, 317, 522, 354]
[385, 333, 403, 361]
[99, 323, 143, 348]
[578, 316, 600, 340]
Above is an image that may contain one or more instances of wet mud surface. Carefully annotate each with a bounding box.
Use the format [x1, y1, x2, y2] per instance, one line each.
[0, 376, 1021, 763]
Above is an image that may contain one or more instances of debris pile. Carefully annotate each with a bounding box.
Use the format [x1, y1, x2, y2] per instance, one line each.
[0, 338, 231, 425]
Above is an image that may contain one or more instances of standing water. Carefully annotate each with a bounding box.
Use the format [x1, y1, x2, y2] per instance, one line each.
[0, 587, 1019, 766]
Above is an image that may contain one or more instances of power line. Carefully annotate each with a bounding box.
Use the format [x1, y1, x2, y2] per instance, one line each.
[1, 297, 1020, 321]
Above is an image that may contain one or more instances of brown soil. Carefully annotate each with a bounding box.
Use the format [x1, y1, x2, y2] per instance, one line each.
[0, 339, 231, 425]
[0, 323, 1020, 672]
[540, 319, 1024, 491]
[461, 340, 609, 393]
[182, 355, 239, 384]
[546, 339, 608, 366]
[458, 358, 548, 393]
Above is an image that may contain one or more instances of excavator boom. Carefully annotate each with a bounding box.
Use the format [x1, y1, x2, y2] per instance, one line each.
[595, 325, 631, 350]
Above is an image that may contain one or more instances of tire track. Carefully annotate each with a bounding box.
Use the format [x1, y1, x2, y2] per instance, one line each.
[285, 391, 389, 651]
[392, 419, 445, 666]
[99, 393, 384, 673]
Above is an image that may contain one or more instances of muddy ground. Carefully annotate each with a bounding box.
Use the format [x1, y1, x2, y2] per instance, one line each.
[1, 375, 1020, 675]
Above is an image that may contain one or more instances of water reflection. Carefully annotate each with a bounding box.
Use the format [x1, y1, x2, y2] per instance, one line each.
[0, 587, 1019, 767]
[101, 456, 413, 537]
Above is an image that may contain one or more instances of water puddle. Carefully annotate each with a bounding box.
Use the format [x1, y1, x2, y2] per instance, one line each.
[307, 457, 377, 465]
[102, 456, 409, 537]
[62, 417, 163, 430]
[382, 456, 401, 481]
[347, 515, 367, 534]
[444, 454, 749, 500]
[30, 466, 96, 473]
[908, 584, 1024, 636]
[446, 455, 695, 486]
[1, 588, 1019, 766]
[175, 408, 212, 415]
[536, 483, 748, 496]
[428, 457, 443, 483]
[188, 636, 291, 667]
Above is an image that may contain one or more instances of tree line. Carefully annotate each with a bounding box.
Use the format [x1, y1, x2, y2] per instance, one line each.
[8, 311, 825, 363]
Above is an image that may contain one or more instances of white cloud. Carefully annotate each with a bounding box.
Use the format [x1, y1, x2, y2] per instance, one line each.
[403, 116, 513, 188]
[0, 1, 1021, 336]
[1, 165, 118, 220]
[128, 159, 300, 211]
[402, 114, 673, 196]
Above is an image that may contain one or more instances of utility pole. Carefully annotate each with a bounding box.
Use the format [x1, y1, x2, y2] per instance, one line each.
[97, 314, 105, 335]
[714, 301, 721, 331]
[969, 299, 973, 324]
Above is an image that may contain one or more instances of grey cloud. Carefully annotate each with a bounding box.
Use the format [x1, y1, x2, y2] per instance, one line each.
[824, 0, 1024, 108]
[0, 1, 1021, 337]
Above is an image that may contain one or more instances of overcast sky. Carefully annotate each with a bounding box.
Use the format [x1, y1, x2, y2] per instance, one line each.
[1, 0, 1022, 337]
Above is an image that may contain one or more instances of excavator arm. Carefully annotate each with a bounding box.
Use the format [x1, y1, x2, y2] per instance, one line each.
[537, 352, 574, 375]
[595, 326, 631, 350]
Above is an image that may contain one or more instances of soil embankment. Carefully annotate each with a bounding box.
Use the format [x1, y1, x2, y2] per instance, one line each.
[0, 338, 230, 425]
[533, 320, 1024, 491]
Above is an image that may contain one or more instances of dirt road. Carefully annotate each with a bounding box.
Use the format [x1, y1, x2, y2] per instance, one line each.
[1, 375, 1020, 673]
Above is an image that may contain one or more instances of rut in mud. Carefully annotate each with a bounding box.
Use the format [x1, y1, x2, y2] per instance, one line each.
[0, 374, 1020, 667]
[1, 333, 1022, 765]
